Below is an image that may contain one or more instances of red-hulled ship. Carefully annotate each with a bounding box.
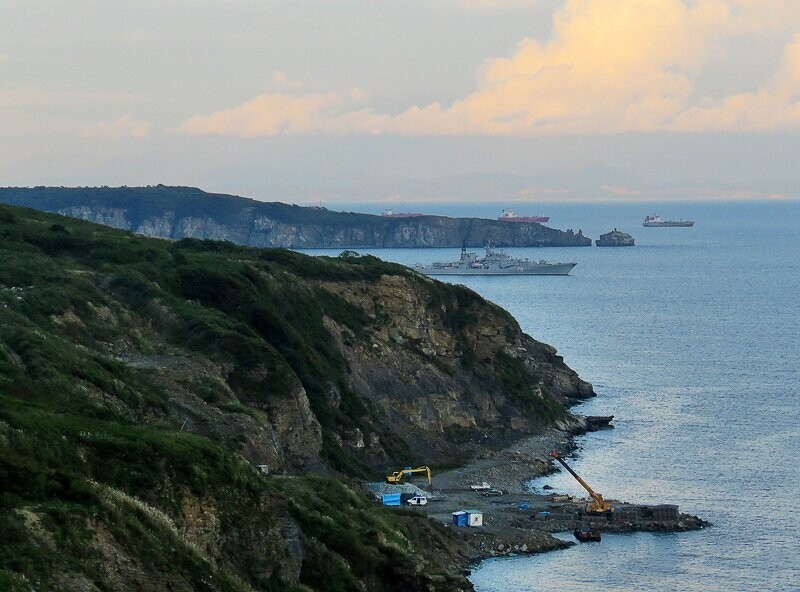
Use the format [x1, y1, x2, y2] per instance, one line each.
[498, 209, 550, 223]
[381, 209, 424, 218]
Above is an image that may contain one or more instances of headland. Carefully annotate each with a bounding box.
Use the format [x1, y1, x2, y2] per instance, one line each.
[0, 185, 592, 248]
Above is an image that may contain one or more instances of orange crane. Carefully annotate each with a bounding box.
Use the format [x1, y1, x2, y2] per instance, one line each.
[386, 466, 432, 487]
[550, 451, 613, 514]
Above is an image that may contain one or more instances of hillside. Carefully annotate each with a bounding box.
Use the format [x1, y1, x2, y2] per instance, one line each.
[0, 186, 592, 248]
[0, 204, 592, 591]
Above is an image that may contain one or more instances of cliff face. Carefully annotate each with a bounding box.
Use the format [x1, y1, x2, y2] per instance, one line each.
[0, 186, 592, 247]
[321, 274, 592, 463]
[0, 204, 593, 591]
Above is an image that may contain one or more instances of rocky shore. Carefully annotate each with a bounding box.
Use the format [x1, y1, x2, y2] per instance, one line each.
[402, 422, 708, 566]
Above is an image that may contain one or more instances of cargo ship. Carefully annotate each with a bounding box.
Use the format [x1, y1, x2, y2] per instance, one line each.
[414, 245, 576, 276]
[643, 214, 694, 227]
[381, 209, 424, 218]
[498, 209, 550, 223]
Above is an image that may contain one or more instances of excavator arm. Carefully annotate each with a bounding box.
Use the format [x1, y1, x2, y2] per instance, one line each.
[386, 466, 432, 486]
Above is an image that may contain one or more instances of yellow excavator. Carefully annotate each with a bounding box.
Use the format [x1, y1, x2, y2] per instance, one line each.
[386, 466, 432, 487]
[550, 452, 613, 515]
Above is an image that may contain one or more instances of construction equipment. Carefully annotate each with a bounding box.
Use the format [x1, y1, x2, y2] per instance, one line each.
[550, 452, 613, 514]
[386, 466, 432, 487]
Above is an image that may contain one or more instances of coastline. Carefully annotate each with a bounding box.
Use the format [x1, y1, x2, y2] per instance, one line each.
[413, 427, 584, 565]
[405, 422, 709, 579]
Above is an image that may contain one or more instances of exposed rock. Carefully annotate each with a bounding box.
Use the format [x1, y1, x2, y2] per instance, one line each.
[0, 186, 593, 248]
[262, 383, 324, 468]
[319, 274, 594, 465]
[596, 228, 635, 247]
[584, 415, 615, 430]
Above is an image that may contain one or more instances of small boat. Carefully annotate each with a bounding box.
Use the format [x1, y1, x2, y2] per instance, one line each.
[573, 528, 602, 542]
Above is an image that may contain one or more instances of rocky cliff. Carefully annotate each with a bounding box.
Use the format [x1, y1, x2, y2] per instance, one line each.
[0, 204, 593, 591]
[0, 185, 592, 248]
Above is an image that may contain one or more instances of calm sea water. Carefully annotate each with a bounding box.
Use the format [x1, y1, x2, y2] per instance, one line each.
[305, 201, 800, 591]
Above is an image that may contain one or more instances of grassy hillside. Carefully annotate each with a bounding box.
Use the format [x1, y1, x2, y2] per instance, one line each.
[0, 204, 589, 590]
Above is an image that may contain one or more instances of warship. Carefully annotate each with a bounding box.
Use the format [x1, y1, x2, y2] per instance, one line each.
[643, 214, 694, 227]
[415, 245, 576, 276]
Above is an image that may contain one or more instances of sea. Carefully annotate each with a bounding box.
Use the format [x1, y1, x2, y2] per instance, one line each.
[304, 200, 800, 591]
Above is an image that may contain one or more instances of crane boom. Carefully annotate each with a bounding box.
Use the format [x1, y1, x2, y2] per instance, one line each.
[550, 452, 612, 513]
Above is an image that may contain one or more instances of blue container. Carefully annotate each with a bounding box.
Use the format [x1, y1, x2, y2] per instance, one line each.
[452, 511, 468, 527]
[381, 493, 401, 506]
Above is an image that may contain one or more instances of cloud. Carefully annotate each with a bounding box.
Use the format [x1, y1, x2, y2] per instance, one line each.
[81, 115, 152, 139]
[270, 70, 303, 90]
[179, 88, 384, 136]
[672, 33, 800, 131]
[179, 0, 800, 137]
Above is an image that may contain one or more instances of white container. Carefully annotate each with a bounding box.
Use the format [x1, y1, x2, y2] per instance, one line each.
[466, 511, 483, 527]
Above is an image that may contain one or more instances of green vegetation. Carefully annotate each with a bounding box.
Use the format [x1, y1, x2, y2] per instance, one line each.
[0, 203, 574, 590]
[0, 186, 385, 237]
[0, 394, 468, 591]
[0, 205, 392, 474]
[493, 350, 567, 423]
[0, 185, 593, 248]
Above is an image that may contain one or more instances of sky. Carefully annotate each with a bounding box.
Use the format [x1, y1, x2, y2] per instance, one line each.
[2, 0, 800, 203]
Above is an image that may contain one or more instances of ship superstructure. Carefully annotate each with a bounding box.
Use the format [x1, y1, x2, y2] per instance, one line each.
[643, 214, 694, 227]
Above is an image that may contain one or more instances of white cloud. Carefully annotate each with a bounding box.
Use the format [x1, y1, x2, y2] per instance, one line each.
[672, 33, 800, 131]
[179, 89, 381, 136]
[81, 115, 152, 139]
[179, 0, 800, 137]
[269, 70, 303, 90]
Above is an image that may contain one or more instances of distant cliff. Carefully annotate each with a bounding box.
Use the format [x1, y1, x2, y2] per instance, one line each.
[0, 186, 591, 248]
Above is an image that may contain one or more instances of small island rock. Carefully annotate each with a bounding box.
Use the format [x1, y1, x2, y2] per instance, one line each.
[596, 228, 635, 247]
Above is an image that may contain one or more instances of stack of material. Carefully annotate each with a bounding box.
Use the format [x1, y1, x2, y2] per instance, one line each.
[612, 504, 643, 523]
[612, 504, 680, 523]
[365, 482, 430, 498]
[651, 505, 679, 521]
